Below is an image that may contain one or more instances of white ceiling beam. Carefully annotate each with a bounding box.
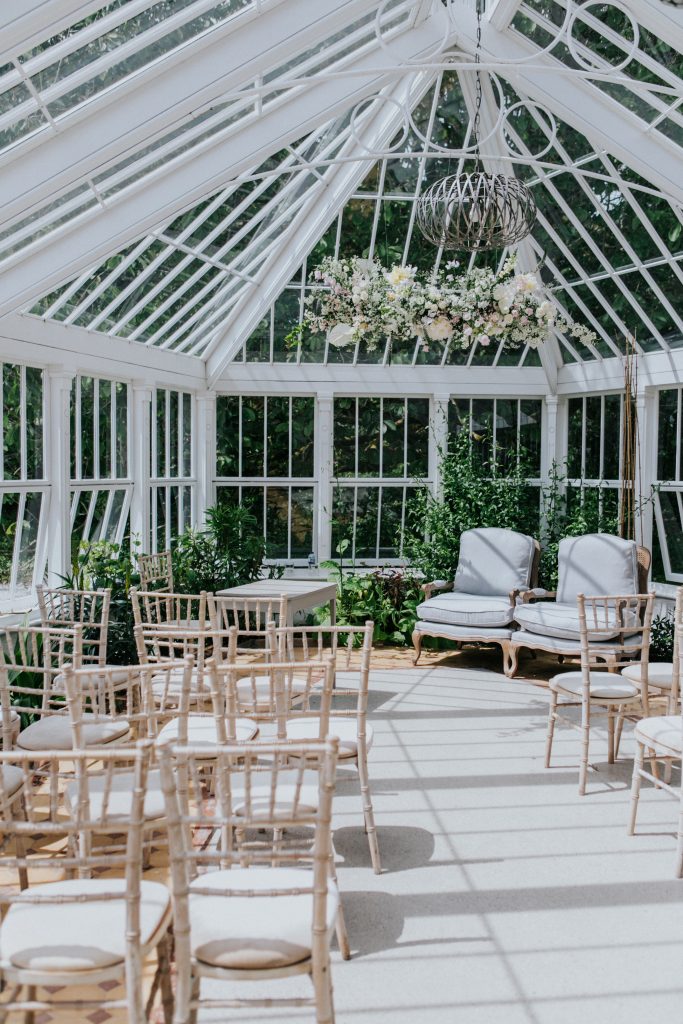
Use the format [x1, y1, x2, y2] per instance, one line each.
[0, 1, 106, 61]
[205, 70, 437, 383]
[0, 313, 205, 388]
[625, 0, 683, 55]
[0, 9, 448, 323]
[486, 0, 524, 31]
[0, 0, 385, 231]
[557, 346, 683, 394]
[450, 1, 683, 206]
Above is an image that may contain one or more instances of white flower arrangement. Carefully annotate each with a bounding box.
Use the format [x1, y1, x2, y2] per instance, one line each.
[299, 253, 597, 353]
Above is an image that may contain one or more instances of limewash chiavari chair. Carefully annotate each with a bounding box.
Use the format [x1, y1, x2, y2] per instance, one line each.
[545, 592, 655, 795]
[269, 621, 381, 874]
[138, 549, 174, 592]
[37, 584, 111, 669]
[130, 586, 207, 631]
[628, 598, 683, 876]
[158, 738, 340, 1024]
[207, 592, 288, 656]
[0, 625, 84, 751]
[0, 743, 173, 1024]
[134, 623, 214, 711]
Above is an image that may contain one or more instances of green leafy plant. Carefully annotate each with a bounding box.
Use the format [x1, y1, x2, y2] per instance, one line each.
[650, 612, 674, 662]
[66, 539, 140, 665]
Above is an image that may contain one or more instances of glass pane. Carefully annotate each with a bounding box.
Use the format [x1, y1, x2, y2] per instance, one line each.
[17, 491, 42, 589]
[520, 400, 542, 475]
[331, 487, 354, 556]
[658, 389, 678, 481]
[80, 376, 95, 479]
[290, 487, 313, 559]
[182, 393, 192, 477]
[216, 396, 240, 477]
[355, 487, 379, 559]
[266, 397, 289, 478]
[105, 489, 126, 542]
[659, 491, 683, 574]
[241, 397, 264, 477]
[356, 398, 380, 477]
[90, 489, 109, 542]
[407, 399, 429, 479]
[603, 394, 622, 480]
[265, 487, 288, 559]
[115, 382, 128, 478]
[25, 367, 43, 480]
[378, 487, 404, 559]
[0, 491, 18, 587]
[155, 486, 167, 552]
[291, 398, 314, 477]
[242, 485, 264, 533]
[169, 391, 179, 477]
[71, 489, 91, 561]
[3, 364, 20, 480]
[155, 390, 166, 478]
[567, 398, 583, 477]
[448, 398, 469, 440]
[334, 398, 356, 477]
[169, 485, 179, 541]
[382, 399, 405, 478]
[99, 379, 112, 478]
[273, 291, 301, 362]
[584, 397, 601, 478]
[471, 400, 494, 467]
[70, 379, 77, 479]
[496, 399, 517, 476]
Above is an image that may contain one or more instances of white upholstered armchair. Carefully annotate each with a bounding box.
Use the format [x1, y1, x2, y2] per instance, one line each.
[412, 527, 540, 669]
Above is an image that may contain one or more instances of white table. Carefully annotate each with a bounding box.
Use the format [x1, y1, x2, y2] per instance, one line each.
[215, 579, 337, 627]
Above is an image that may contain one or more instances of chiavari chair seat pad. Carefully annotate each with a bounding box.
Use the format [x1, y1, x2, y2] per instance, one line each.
[156, 715, 258, 748]
[285, 716, 372, 757]
[622, 662, 675, 690]
[634, 715, 682, 756]
[235, 674, 310, 704]
[53, 665, 133, 691]
[230, 771, 321, 817]
[189, 867, 338, 970]
[151, 668, 206, 701]
[15, 713, 130, 751]
[65, 769, 167, 823]
[550, 671, 639, 701]
[0, 878, 171, 972]
[1, 765, 25, 799]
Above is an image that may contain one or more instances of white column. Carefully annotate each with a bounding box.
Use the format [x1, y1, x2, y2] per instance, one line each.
[542, 395, 560, 481]
[130, 381, 152, 555]
[430, 393, 450, 498]
[194, 390, 217, 528]
[635, 385, 655, 557]
[46, 366, 74, 585]
[316, 392, 334, 565]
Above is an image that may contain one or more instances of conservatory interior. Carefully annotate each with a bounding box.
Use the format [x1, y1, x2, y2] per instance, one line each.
[2, 0, 683, 1022]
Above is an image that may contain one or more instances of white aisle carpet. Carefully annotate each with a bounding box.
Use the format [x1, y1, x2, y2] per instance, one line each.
[200, 665, 683, 1024]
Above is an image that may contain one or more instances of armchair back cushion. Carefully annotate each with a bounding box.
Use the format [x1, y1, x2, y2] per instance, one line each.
[556, 534, 638, 604]
[454, 528, 536, 598]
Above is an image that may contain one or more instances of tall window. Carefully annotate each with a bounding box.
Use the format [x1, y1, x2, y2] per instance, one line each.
[449, 398, 543, 475]
[0, 362, 46, 605]
[70, 375, 130, 559]
[150, 388, 193, 552]
[215, 396, 315, 561]
[654, 388, 683, 581]
[565, 394, 623, 531]
[332, 397, 429, 561]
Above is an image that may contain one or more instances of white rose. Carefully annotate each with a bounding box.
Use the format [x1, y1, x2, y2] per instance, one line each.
[425, 316, 453, 342]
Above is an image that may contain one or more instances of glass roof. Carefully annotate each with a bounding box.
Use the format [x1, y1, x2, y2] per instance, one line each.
[7, 0, 683, 375]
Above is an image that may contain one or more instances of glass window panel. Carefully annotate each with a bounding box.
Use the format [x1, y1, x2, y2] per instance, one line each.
[182, 393, 192, 477]
[266, 397, 290, 478]
[290, 487, 314, 559]
[382, 399, 405, 478]
[80, 376, 95, 479]
[354, 487, 379, 559]
[106, 489, 126, 543]
[495, 399, 518, 476]
[90, 489, 110, 542]
[356, 398, 380, 477]
[0, 492, 18, 587]
[658, 389, 677, 480]
[331, 487, 355, 555]
[98, 379, 111, 478]
[265, 487, 288, 559]
[71, 489, 91, 561]
[291, 398, 314, 477]
[155, 390, 166, 478]
[407, 399, 429, 479]
[603, 394, 621, 479]
[520, 400, 542, 475]
[334, 398, 357, 477]
[567, 397, 583, 477]
[338, 198, 375, 260]
[378, 487, 404, 559]
[216, 396, 240, 476]
[17, 491, 42, 589]
[25, 367, 43, 480]
[471, 400, 494, 467]
[169, 485, 179, 542]
[70, 379, 77, 479]
[585, 396, 601, 478]
[155, 486, 167, 552]
[242, 485, 264, 532]
[241, 397, 264, 477]
[169, 391, 179, 477]
[373, 201, 412, 267]
[659, 491, 683, 574]
[448, 398, 470, 439]
[273, 291, 301, 362]
[115, 382, 128, 478]
[3, 364, 21, 481]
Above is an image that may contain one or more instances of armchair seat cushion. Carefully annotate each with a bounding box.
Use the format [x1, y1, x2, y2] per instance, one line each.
[416, 593, 514, 628]
[514, 602, 622, 641]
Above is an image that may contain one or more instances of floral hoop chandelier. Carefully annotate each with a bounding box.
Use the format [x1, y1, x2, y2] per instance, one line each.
[416, 0, 536, 252]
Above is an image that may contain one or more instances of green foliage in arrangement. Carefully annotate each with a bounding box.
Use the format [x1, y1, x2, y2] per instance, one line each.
[171, 503, 272, 594]
[66, 540, 141, 665]
[650, 613, 674, 662]
[320, 543, 423, 645]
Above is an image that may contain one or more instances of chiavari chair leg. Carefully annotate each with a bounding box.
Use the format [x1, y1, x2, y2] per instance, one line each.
[312, 950, 336, 1024]
[628, 739, 644, 835]
[614, 708, 625, 760]
[607, 706, 616, 765]
[676, 782, 683, 879]
[544, 690, 558, 769]
[356, 749, 381, 874]
[157, 933, 175, 1024]
[329, 853, 350, 961]
[579, 703, 591, 796]
[23, 986, 35, 1024]
[188, 973, 201, 1024]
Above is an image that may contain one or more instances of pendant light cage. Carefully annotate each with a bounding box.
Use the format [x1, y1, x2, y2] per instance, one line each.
[416, 172, 537, 251]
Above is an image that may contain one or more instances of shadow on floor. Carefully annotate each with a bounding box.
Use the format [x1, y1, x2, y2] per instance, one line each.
[335, 824, 436, 872]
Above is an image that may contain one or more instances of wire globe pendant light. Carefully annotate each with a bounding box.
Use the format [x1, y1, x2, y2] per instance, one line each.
[416, 2, 536, 253]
